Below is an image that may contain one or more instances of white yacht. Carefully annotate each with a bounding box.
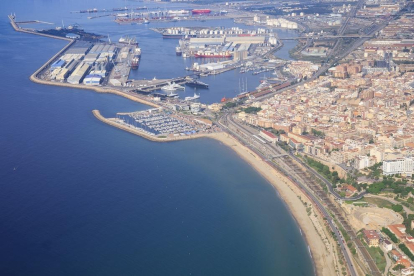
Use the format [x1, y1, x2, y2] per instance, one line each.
[185, 93, 200, 101]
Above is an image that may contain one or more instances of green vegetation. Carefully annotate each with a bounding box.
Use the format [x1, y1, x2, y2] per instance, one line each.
[267, 128, 286, 136]
[399, 243, 414, 261]
[366, 246, 386, 272]
[366, 176, 413, 196]
[392, 204, 404, 212]
[311, 128, 325, 138]
[277, 141, 290, 151]
[338, 225, 350, 242]
[364, 197, 393, 209]
[304, 156, 341, 184]
[223, 102, 237, 109]
[241, 107, 261, 114]
[366, 162, 382, 178]
[402, 214, 414, 237]
[394, 264, 405, 272]
[381, 227, 399, 243]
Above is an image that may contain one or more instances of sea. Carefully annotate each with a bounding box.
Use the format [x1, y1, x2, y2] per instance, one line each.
[0, 0, 315, 275]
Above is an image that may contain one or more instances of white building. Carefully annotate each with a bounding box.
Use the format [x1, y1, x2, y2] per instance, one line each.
[381, 239, 392, 252]
[383, 157, 414, 176]
[354, 155, 375, 170]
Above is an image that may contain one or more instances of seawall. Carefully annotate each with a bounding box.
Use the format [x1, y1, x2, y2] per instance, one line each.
[92, 110, 215, 142]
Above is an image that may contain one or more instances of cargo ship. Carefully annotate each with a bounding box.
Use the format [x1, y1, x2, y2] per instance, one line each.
[135, 47, 142, 57]
[194, 51, 232, 58]
[192, 9, 211, 15]
[131, 56, 140, 70]
[119, 35, 138, 45]
[185, 79, 209, 88]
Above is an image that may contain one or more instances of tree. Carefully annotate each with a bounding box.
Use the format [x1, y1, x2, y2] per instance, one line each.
[392, 204, 403, 212]
[394, 264, 405, 271]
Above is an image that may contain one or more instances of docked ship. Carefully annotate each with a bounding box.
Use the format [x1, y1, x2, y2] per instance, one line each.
[167, 10, 190, 17]
[131, 56, 140, 70]
[191, 9, 211, 15]
[80, 8, 98, 13]
[135, 47, 142, 57]
[116, 13, 129, 17]
[194, 51, 232, 58]
[176, 47, 182, 56]
[161, 82, 185, 92]
[185, 79, 208, 89]
[119, 36, 138, 45]
[185, 93, 200, 101]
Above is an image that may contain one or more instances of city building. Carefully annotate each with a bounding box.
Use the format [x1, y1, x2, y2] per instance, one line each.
[363, 230, 379, 247]
[383, 157, 414, 176]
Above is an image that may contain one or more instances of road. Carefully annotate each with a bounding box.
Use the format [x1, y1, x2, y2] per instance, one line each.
[218, 112, 361, 276]
[211, 3, 414, 274]
[216, 111, 384, 275]
[289, 154, 367, 201]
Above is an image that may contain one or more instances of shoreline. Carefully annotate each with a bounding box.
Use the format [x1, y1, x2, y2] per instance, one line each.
[207, 133, 337, 276]
[93, 109, 337, 276]
[10, 16, 336, 276]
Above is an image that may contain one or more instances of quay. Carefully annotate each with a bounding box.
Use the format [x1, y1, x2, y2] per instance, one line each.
[129, 77, 188, 93]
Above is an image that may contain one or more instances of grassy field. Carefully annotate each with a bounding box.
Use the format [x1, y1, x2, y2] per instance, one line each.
[363, 197, 394, 209]
[366, 245, 386, 272]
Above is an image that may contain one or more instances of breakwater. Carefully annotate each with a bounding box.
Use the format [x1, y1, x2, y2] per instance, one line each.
[8, 15, 72, 41]
[92, 110, 215, 142]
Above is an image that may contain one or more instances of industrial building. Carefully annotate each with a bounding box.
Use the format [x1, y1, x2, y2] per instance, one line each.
[83, 74, 102, 86]
[50, 59, 66, 70]
[67, 62, 90, 84]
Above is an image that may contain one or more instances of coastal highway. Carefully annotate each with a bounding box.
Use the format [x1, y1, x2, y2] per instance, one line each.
[217, 112, 360, 276]
[217, 112, 383, 276]
[289, 154, 367, 201]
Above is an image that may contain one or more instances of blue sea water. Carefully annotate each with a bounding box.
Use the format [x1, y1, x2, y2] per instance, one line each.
[0, 1, 314, 275]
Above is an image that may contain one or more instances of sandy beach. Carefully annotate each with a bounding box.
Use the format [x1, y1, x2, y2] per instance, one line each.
[207, 132, 338, 276]
[93, 110, 339, 276]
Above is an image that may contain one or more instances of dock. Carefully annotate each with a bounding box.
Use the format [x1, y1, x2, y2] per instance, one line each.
[131, 77, 189, 93]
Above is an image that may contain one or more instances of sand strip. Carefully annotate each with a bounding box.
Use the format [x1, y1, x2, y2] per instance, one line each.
[93, 110, 337, 276]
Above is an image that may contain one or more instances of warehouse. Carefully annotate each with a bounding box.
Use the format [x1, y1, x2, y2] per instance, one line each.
[189, 37, 225, 45]
[83, 74, 102, 86]
[226, 36, 265, 44]
[67, 63, 90, 84]
[50, 59, 66, 70]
